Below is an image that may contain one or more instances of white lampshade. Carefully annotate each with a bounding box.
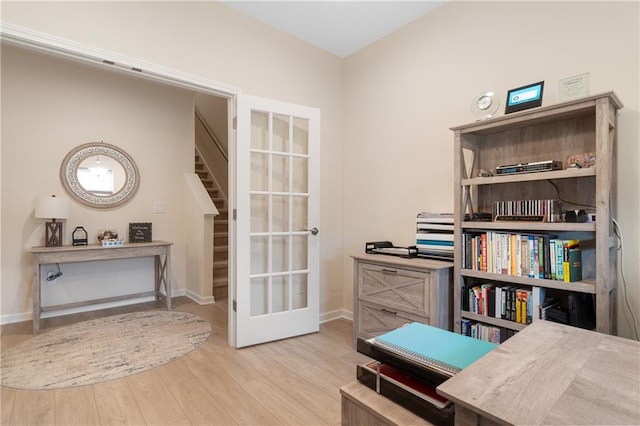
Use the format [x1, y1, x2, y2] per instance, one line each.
[35, 195, 70, 220]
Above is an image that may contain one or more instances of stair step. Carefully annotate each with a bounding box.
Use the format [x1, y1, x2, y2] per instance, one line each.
[195, 152, 229, 296]
[213, 278, 228, 299]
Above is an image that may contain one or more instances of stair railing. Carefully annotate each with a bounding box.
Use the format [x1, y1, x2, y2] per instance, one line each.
[194, 145, 228, 207]
[195, 107, 227, 161]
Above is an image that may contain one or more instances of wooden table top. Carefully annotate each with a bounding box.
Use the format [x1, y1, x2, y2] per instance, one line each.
[437, 321, 640, 425]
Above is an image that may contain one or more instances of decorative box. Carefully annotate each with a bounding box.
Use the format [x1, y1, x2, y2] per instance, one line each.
[101, 239, 124, 248]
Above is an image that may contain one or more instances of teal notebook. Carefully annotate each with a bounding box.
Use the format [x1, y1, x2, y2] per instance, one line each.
[372, 322, 497, 376]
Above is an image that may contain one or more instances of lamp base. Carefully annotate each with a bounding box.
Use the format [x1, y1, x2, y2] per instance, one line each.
[45, 221, 63, 247]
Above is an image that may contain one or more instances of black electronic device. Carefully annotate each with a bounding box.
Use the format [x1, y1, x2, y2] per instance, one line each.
[568, 292, 596, 330]
[564, 209, 588, 223]
[465, 212, 492, 222]
[495, 160, 562, 175]
[505, 81, 544, 114]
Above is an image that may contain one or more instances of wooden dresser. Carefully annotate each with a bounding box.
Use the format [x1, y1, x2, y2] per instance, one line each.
[352, 254, 453, 344]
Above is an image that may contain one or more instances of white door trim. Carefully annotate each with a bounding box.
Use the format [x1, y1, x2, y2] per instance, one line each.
[0, 23, 241, 98]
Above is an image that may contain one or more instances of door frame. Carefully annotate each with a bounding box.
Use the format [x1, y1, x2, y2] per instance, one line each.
[0, 22, 242, 345]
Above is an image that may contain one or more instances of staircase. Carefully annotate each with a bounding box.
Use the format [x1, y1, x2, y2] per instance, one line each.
[195, 152, 228, 299]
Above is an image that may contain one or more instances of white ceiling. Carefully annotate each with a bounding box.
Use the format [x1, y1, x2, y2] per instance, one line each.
[220, 1, 446, 58]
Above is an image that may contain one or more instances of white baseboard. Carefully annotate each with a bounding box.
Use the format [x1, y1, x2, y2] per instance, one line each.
[1, 295, 352, 326]
[186, 290, 216, 305]
[320, 308, 353, 323]
[0, 289, 189, 325]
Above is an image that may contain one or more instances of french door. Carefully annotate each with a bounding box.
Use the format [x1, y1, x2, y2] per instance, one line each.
[234, 94, 320, 348]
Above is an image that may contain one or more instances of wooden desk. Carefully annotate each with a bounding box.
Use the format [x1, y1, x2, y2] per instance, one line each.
[340, 381, 433, 426]
[437, 321, 640, 425]
[30, 241, 172, 334]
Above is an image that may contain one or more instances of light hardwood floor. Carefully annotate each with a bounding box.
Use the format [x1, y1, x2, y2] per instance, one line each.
[1, 297, 370, 425]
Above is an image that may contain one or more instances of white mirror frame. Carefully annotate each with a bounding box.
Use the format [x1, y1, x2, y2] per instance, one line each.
[60, 142, 140, 208]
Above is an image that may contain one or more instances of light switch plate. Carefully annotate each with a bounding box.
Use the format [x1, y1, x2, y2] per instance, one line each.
[154, 202, 166, 213]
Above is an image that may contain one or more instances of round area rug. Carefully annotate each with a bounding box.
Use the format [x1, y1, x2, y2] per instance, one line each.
[1, 310, 211, 390]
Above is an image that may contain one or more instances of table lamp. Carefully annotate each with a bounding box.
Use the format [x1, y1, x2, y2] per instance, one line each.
[35, 195, 70, 247]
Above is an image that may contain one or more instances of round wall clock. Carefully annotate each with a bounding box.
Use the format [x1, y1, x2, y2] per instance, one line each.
[471, 92, 500, 120]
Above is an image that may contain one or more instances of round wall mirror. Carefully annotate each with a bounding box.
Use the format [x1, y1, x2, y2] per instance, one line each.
[60, 142, 139, 208]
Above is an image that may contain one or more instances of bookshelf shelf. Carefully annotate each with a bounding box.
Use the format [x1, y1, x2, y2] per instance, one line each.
[452, 92, 621, 339]
[461, 167, 595, 186]
[460, 311, 527, 332]
[461, 221, 595, 232]
[460, 269, 596, 293]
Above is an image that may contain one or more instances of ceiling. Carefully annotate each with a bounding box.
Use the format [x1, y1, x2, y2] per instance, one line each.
[220, 1, 446, 58]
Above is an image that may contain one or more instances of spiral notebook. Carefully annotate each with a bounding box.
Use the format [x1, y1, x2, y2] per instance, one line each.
[371, 322, 497, 376]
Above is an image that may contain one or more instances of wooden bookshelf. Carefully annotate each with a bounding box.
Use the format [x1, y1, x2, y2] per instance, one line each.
[451, 92, 621, 337]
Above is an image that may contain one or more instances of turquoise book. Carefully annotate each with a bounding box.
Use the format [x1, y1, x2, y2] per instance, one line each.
[372, 322, 498, 376]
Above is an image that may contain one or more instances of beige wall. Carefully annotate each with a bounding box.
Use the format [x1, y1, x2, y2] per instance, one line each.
[343, 1, 639, 339]
[1, 1, 345, 321]
[1, 45, 196, 319]
[2, 1, 639, 339]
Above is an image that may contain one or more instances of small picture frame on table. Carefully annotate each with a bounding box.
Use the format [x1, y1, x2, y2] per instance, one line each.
[128, 222, 152, 243]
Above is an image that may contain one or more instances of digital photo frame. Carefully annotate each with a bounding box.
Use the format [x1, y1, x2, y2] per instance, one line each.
[505, 81, 544, 114]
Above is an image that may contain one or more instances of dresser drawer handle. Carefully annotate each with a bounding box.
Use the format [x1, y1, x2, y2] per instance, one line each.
[381, 268, 397, 274]
[381, 308, 397, 315]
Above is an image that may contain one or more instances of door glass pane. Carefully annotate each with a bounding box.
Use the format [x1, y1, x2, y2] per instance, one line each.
[251, 152, 269, 192]
[272, 114, 290, 153]
[292, 117, 308, 155]
[251, 194, 269, 233]
[271, 235, 289, 273]
[250, 277, 269, 316]
[292, 196, 308, 232]
[251, 111, 269, 150]
[272, 154, 289, 193]
[292, 235, 308, 271]
[292, 273, 308, 310]
[251, 236, 269, 274]
[292, 157, 308, 193]
[272, 195, 289, 233]
[272, 275, 289, 313]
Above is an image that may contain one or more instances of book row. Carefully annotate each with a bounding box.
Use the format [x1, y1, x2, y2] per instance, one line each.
[460, 319, 516, 344]
[493, 199, 561, 222]
[462, 283, 540, 325]
[462, 232, 583, 282]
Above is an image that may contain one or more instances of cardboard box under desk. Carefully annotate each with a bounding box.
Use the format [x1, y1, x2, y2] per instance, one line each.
[356, 338, 454, 425]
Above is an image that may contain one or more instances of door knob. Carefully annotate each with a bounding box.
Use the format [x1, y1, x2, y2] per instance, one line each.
[305, 227, 319, 235]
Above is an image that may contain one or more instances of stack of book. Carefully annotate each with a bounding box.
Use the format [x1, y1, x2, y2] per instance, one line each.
[416, 212, 454, 261]
[459, 320, 516, 344]
[461, 231, 584, 282]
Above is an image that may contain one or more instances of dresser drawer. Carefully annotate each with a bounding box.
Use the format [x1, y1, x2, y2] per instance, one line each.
[358, 262, 430, 317]
[357, 301, 428, 340]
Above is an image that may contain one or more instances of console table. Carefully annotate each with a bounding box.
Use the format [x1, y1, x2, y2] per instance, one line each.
[30, 241, 172, 334]
[437, 320, 640, 425]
